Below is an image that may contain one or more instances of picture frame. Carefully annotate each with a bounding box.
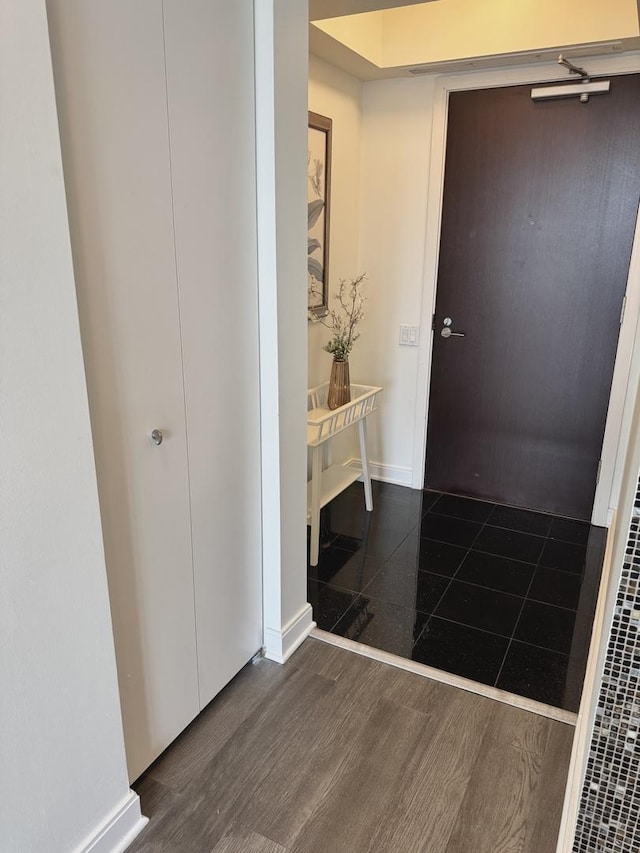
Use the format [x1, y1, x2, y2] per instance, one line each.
[308, 111, 332, 317]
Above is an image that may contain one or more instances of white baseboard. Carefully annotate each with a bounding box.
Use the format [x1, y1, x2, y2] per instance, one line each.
[346, 458, 413, 488]
[75, 790, 147, 853]
[264, 602, 315, 664]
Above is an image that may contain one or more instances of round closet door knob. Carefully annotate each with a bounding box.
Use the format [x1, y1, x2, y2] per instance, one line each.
[151, 429, 163, 446]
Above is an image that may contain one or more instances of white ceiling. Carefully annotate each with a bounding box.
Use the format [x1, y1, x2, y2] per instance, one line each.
[309, 0, 640, 81]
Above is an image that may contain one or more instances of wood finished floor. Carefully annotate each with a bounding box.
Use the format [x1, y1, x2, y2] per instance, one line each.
[129, 638, 574, 853]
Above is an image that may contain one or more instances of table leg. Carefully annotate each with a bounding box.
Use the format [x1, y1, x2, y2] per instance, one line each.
[358, 418, 373, 512]
[309, 444, 322, 566]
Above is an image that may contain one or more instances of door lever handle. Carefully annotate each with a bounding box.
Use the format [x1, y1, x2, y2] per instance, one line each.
[441, 327, 465, 338]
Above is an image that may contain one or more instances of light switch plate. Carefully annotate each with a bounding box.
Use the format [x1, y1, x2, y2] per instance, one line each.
[399, 324, 420, 346]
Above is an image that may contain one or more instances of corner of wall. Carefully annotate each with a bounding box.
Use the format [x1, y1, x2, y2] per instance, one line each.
[308, 52, 364, 468]
[264, 602, 316, 664]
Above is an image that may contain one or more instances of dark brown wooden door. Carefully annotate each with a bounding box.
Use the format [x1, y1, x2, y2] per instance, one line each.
[425, 76, 640, 519]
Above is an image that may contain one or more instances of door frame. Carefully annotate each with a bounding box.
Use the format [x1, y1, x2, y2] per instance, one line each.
[412, 52, 640, 526]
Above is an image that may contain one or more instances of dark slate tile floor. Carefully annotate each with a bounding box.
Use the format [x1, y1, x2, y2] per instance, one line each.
[307, 481, 607, 712]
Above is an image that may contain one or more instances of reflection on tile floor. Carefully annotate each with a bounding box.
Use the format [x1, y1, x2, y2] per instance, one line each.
[307, 481, 607, 712]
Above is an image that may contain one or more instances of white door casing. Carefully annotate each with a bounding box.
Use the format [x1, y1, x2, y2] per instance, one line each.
[412, 53, 640, 527]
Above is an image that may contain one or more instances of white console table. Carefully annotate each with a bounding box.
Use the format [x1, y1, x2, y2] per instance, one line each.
[307, 382, 382, 567]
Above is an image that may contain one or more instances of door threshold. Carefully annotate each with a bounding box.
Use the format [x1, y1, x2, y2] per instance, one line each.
[311, 627, 577, 725]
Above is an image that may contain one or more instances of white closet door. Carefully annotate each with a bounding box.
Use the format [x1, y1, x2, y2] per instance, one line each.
[47, 1, 200, 781]
[163, 0, 263, 705]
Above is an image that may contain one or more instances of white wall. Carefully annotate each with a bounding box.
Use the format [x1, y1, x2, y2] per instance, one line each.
[306, 63, 437, 486]
[308, 55, 363, 389]
[0, 2, 142, 851]
[257, 0, 314, 663]
[357, 74, 436, 483]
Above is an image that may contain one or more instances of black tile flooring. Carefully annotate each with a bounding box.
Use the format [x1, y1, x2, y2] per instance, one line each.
[308, 481, 607, 712]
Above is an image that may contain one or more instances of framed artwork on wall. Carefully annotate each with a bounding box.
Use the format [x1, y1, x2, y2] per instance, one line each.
[308, 111, 332, 317]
